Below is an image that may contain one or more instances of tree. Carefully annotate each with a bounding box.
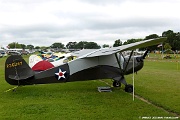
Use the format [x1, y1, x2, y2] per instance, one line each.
[162, 30, 180, 50]
[75, 41, 88, 49]
[174, 32, 180, 50]
[20, 44, 26, 49]
[164, 43, 172, 54]
[144, 34, 159, 40]
[35, 46, 40, 49]
[8, 42, 21, 48]
[26, 45, 34, 50]
[50, 42, 64, 49]
[103, 44, 109, 48]
[84, 42, 100, 49]
[66, 42, 77, 49]
[162, 30, 174, 37]
[113, 39, 122, 47]
[143, 34, 159, 50]
[123, 39, 142, 45]
[40, 46, 49, 52]
[73, 41, 100, 49]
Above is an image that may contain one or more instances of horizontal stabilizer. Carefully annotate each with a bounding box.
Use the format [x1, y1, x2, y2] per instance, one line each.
[9, 73, 34, 81]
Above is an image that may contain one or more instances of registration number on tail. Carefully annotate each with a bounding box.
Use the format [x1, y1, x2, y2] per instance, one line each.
[6, 61, 23, 68]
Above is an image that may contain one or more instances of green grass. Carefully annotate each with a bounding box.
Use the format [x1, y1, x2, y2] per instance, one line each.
[127, 60, 180, 114]
[0, 55, 179, 120]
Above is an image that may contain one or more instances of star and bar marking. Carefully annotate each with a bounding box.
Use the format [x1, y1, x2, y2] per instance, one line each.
[55, 68, 66, 80]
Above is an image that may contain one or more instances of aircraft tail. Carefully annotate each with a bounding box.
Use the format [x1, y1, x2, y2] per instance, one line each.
[5, 55, 34, 85]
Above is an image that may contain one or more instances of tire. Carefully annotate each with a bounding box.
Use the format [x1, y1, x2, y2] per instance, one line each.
[125, 84, 133, 93]
[113, 81, 121, 87]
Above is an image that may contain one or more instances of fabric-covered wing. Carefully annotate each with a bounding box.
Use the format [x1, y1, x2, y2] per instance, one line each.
[71, 49, 98, 57]
[78, 37, 166, 58]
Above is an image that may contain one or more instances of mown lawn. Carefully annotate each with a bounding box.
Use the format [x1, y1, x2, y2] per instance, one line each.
[127, 60, 180, 111]
[125, 53, 180, 115]
[0, 54, 179, 120]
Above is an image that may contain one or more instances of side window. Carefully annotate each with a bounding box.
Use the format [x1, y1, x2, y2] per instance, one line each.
[118, 53, 125, 69]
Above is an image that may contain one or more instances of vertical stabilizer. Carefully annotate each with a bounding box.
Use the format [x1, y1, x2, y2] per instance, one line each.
[5, 55, 34, 85]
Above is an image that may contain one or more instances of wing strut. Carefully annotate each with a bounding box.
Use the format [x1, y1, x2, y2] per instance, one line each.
[112, 50, 134, 94]
[114, 53, 122, 71]
[132, 51, 135, 101]
[124, 50, 134, 73]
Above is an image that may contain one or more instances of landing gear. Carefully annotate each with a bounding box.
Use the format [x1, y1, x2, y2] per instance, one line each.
[125, 84, 133, 93]
[112, 77, 134, 93]
[113, 81, 121, 87]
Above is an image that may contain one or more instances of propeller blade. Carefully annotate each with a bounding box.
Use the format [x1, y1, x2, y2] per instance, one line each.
[136, 49, 149, 62]
[142, 49, 149, 59]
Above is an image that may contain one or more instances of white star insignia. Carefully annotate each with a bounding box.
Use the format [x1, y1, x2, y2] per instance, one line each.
[55, 68, 66, 80]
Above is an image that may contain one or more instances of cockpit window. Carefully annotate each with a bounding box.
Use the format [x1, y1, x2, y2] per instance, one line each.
[118, 53, 125, 69]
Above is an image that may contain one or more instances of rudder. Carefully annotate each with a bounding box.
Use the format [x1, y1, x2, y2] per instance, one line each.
[5, 55, 34, 85]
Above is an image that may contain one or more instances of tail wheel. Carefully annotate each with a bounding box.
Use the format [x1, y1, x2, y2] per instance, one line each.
[113, 81, 121, 87]
[125, 84, 133, 93]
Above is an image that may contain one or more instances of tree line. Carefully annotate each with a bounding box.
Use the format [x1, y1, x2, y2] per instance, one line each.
[5, 30, 180, 51]
[113, 30, 180, 51]
[7, 41, 101, 50]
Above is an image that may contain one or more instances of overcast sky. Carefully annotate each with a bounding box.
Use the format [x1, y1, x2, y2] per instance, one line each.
[0, 0, 180, 47]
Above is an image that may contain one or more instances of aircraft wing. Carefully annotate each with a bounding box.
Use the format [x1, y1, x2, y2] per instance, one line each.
[71, 49, 98, 57]
[77, 37, 166, 58]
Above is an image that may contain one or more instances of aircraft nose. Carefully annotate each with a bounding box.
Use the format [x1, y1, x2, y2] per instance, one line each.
[136, 56, 143, 62]
[136, 49, 149, 62]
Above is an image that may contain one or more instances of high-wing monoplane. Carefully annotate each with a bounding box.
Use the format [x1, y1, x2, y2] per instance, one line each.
[5, 37, 166, 93]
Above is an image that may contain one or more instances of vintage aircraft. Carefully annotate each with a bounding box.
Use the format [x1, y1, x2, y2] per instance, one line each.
[29, 52, 72, 68]
[5, 37, 166, 93]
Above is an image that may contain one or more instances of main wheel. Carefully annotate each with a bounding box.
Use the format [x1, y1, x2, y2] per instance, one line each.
[113, 81, 121, 87]
[125, 84, 133, 93]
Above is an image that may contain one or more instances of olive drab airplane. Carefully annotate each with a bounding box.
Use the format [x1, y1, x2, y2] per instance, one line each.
[5, 37, 166, 93]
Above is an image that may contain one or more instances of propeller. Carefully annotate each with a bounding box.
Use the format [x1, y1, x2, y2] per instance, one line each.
[136, 49, 149, 62]
[142, 49, 150, 59]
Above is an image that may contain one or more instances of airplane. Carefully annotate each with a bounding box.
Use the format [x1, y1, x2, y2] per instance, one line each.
[4, 37, 166, 93]
[29, 52, 73, 68]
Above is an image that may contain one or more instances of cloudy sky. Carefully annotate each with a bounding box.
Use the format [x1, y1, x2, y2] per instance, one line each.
[0, 0, 180, 47]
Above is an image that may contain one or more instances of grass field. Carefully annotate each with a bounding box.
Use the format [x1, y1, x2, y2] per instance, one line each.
[0, 54, 179, 120]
